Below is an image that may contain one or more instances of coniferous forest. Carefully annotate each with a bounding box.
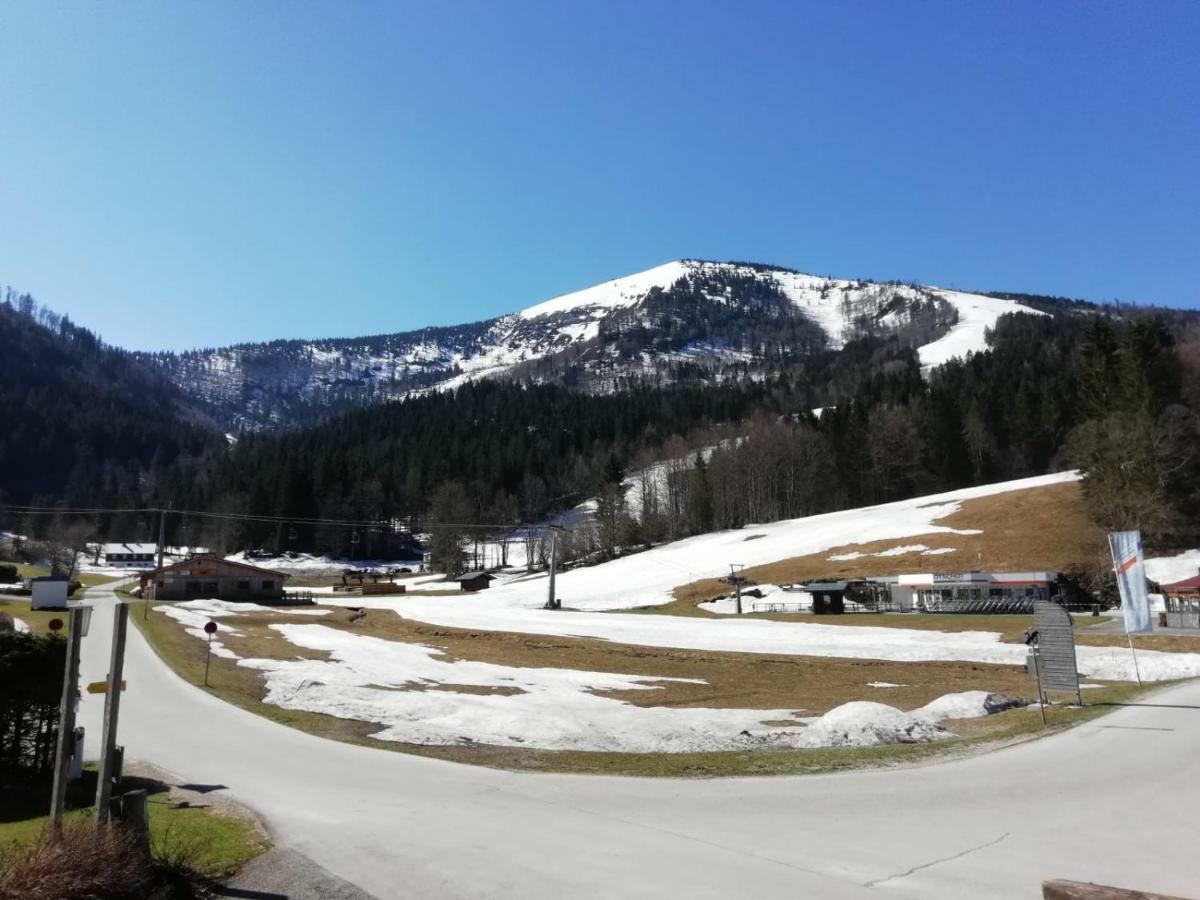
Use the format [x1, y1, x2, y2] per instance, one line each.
[2, 288, 1198, 562]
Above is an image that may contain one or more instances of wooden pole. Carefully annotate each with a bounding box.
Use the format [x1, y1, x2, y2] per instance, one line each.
[50, 607, 84, 827]
[546, 528, 558, 610]
[94, 603, 129, 825]
[155, 508, 166, 571]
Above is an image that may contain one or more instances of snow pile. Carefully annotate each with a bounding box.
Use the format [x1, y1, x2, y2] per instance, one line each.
[236, 625, 1008, 753]
[1145, 549, 1200, 586]
[867, 681, 904, 688]
[12, 618, 30, 634]
[912, 690, 1022, 722]
[795, 701, 946, 748]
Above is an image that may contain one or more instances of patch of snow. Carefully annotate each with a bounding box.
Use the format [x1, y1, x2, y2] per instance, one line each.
[867, 681, 904, 688]
[1145, 549, 1200, 586]
[518, 261, 690, 320]
[829, 551, 867, 561]
[917, 289, 1045, 370]
[875, 544, 929, 557]
[12, 618, 30, 634]
[155, 599, 331, 660]
[238, 624, 1002, 752]
[922, 547, 957, 556]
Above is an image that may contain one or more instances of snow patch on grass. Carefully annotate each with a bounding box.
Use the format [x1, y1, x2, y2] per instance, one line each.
[236, 625, 1007, 753]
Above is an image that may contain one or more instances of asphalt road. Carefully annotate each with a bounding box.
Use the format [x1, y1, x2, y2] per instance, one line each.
[76, 585, 1200, 899]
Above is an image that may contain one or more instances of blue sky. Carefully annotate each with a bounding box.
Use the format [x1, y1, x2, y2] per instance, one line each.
[1, 1, 1196, 351]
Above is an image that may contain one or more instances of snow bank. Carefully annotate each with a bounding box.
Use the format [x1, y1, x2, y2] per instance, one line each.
[237, 625, 1007, 753]
[12, 618, 30, 634]
[797, 702, 945, 748]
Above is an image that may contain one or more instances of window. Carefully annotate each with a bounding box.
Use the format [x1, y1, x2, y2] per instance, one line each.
[236, 580, 250, 590]
[203, 581, 218, 594]
[261, 580, 276, 591]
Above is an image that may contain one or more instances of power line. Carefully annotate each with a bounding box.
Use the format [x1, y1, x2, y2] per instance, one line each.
[0, 503, 530, 532]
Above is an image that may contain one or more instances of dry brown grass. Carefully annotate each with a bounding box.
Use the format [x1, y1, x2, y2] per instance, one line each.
[0, 821, 162, 900]
[156, 603, 1036, 717]
[669, 481, 1104, 609]
[135, 599, 1165, 777]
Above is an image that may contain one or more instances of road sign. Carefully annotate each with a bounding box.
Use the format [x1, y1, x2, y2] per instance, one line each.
[204, 621, 218, 634]
[86, 680, 127, 695]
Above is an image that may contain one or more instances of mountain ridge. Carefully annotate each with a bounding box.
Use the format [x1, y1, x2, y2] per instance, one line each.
[138, 259, 1044, 430]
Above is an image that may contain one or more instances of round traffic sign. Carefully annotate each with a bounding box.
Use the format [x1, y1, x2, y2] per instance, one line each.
[48, 618, 64, 632]
[203, 621, 218, 634]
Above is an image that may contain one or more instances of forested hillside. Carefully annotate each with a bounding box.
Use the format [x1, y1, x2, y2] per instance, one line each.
[0, 291, 222, 509]
[3, 279, 1197, 568]
[132, 309, 1200, 561]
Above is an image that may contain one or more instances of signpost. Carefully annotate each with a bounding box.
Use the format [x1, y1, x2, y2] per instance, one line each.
[49, 607, 84, 827]
[95, 603, 130, 824]
[204, 620, 218, 686]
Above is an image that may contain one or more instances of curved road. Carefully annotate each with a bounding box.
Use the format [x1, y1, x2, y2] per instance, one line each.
[77, 584, 1200, 899]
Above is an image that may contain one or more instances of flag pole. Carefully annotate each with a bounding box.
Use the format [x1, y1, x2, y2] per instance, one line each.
[1126, 632, 1143, 687]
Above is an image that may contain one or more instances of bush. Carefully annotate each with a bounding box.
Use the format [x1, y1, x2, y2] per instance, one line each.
[0, 566, 17, 585]
[0, 820, 215, 900]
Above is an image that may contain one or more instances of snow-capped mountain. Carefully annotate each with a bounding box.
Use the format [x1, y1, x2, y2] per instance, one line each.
[143, 260, 1043, 430]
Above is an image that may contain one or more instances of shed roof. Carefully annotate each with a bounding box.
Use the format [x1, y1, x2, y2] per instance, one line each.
[457, 571, 495, 582]
[1161, 574, 1200, 593]
[139, 554, 290, 581]
[104, 542, 158, 555]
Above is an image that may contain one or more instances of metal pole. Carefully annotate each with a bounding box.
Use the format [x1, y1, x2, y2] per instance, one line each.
[205, 631, 213, 686]
[1031, 641, 1047, 726]
[50, 607, 84, 827]
[730, 565, 743, 615]
[546, 528, 558, 610]
[1127, 632, 1143, 687]
[95, 602, 129, 824]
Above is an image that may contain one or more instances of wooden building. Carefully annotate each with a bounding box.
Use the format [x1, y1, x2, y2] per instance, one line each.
[457, 571, 495, 592]
[1161, 574, 1200, 629]
[140, 555, 289, 602]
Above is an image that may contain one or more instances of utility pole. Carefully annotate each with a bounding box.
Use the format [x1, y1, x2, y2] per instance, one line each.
[545, 527, 559, 610]
[155, 507, 166, 571]
[50, 607, 84, 827]
[729, 564, 746, 615]
[95, 603, 130, 825]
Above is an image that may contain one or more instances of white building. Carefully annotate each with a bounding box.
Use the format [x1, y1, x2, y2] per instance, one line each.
[102, 542, 158, 569]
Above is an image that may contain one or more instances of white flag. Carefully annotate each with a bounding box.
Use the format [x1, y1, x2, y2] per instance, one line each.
[1108, 530, 1152, 634]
